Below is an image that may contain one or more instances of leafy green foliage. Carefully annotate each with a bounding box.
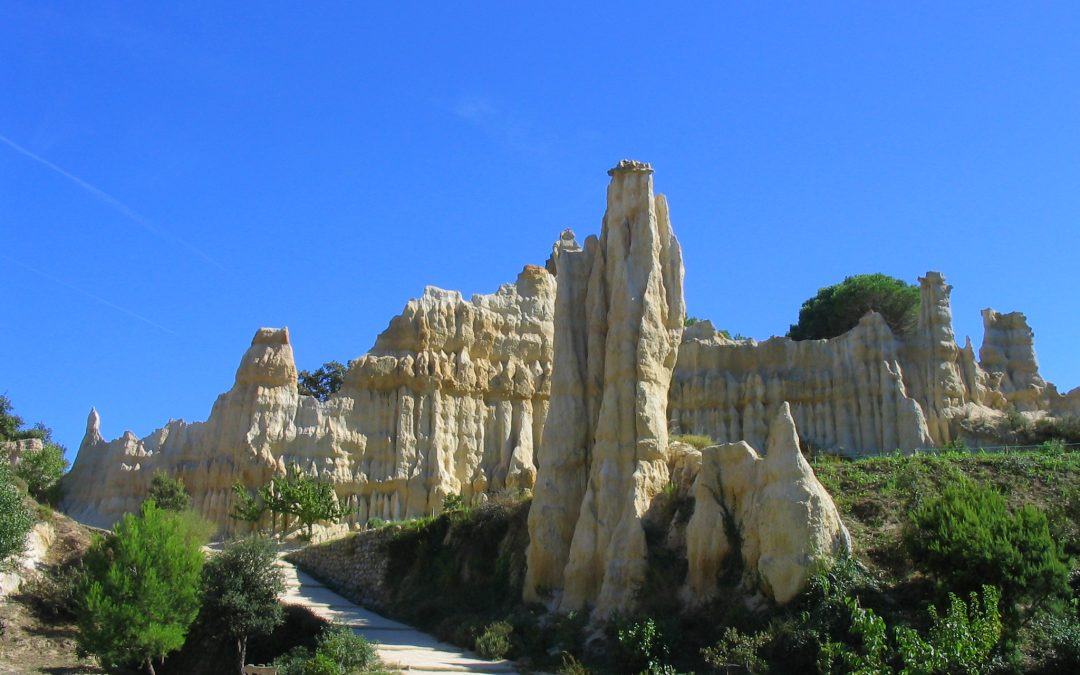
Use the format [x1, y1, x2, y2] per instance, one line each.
[272, 624, 380, 674]
[906, 479, 1070, 608]
[474, 620, 513, 659]
[0, 462, 33, 568]
[147, 470, 191, 512]
[701, 626, 768, 673]
[895, 586, 1002, 675]
[15, 441, 69, 503]
[788, 273, 919, 340]
[298, 361, 348, 402]
[0, 394, 39, 441]
[616, 617, 675, 674]
[442, 493, 465, 513]
[229, 481, 267, 528]
[820, 585, 1002, 674]
[202, 536, 286, 672]
[77, 501, 207, 673]
[260, 466, 344, 538]
[315, 624, 380, 673]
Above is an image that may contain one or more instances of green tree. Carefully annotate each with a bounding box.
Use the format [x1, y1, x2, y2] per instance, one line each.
[788, 273, 919, 341]
[0, 462, 33, 568]
[291, 474, 343, 539]
[906, 480, 1070, 611]
[0, 394, 27, 440]
[146, 470, 191, 512]
[76, 501, 207, 674]
[230, 481, 267, 531]
[297, 361, 348, 402]
[15, 442, 68, 503]
[259, 467, 342, 539]
[202, 536, 286, 674]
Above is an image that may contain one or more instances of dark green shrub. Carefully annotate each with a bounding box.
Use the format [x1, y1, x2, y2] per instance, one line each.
[315, 624, 379, 673]
[298, 361, 347, 402]
[474, 620, 513, 660]
[147, 470, 191, 512]
[906, 479, 1070, 609]
[15, 442, 68, 503]
[366, 517, 387, 529]
[271, 624, 378, 674]
[701, 626, 768, 673]
[0, 462, 32, 568]
[442, 493, 465, 512]
[615, 617, 675, 674]
[894, 586, 1002, 674]
[788, 273, 919, 340]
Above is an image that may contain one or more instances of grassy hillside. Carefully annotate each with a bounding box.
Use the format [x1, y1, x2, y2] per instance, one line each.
[294, 446, 1079, 673]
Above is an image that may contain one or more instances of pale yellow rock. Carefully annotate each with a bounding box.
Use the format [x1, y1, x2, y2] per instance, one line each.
[63, 267, 556, 534]
[526, 159, 685, 618]
[684, 403, 850, 605]
[60, 161, 1080, 548]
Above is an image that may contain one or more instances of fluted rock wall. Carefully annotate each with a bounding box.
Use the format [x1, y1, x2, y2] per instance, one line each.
[668, 271, 1078, 455]
[61, 160, 1078, 541]
[526, 159, 685, 617]
[62, 267, 555, 532]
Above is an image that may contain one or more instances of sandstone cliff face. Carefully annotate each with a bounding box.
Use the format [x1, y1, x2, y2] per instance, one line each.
[684, 403, 850, 605]
[62, 268, 555, 532]
[61, 161, 1077, 545]
[668, 271, 1079, 455]
[525, 159, 685, 617]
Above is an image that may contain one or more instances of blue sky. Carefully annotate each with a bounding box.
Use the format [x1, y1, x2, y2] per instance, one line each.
[2, 2, 1078, 457]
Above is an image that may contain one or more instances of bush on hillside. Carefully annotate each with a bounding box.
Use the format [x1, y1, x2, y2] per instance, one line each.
[146, 470, 192, 512]
[905, 479, 1070, 610]
[788, 273, 919, 341]
[0, 462, 33, 568]
[272, 623, 379, 675]
[15, 442, 68, 504]
[474, 620, 513, 660]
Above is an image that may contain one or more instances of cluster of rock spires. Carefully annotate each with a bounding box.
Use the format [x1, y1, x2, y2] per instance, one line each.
[62, 160, 1077, 616]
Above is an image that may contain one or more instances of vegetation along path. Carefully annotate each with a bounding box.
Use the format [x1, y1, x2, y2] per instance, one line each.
[275, 553, 517, 674]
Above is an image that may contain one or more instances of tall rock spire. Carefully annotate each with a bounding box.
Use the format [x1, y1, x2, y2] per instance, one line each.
[525, 160, 685, 617]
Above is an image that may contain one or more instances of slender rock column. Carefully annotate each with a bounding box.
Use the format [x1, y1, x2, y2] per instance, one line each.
[525, 160, 685, 617]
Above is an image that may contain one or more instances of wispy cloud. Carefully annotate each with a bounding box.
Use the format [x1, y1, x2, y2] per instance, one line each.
[2, 254, 176, 335]
[0, 132, 226, 271]
[449, 96, 552, 157]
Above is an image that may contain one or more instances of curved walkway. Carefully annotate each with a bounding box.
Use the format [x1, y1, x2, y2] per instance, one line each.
[276, 555, 517, 674]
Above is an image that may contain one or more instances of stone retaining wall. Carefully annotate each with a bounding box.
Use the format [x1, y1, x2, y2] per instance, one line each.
[286, 528, 393, 611]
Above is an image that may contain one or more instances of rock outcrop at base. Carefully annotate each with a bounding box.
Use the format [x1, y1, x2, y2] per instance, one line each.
[526, 159, 685, 617]
[684, 403, 850, 605]
[62, 268, 555, 532]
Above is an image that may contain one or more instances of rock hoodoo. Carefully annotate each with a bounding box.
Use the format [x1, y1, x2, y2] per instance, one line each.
[684, 403, 850, 605]
[525, 159, 685, 617]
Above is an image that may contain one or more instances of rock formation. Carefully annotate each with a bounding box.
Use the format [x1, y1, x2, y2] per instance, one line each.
[62, 267, 555, 532]
[684, 403, 850, 605]
[61, 160, 1078, 553]
[526, 159, 685, 617]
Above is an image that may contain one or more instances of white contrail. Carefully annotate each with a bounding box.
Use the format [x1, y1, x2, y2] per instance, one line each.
[2, 254, 176, 335]
[0, 133, 226, 271]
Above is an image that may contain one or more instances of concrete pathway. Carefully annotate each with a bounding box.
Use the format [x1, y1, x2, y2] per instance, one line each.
[276, 556, 518, 674]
